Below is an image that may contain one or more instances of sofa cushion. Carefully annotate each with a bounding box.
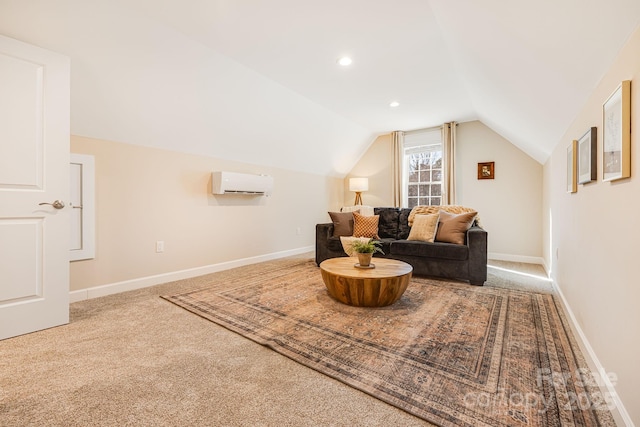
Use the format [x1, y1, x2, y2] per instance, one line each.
[407, 213, 439, 242]
[328, 211, 356, 237]
[340, 236, 372, 256]
[326, 235, 390, 256]
[376, 238, 394, 256]
[353, 211, 380, 238]
[327, 236, 345, 252]
[435, 210, 477, 245]
[398, 208, 412, 240]
[390, 240, 468, 261]
[374, 207, 400, 239]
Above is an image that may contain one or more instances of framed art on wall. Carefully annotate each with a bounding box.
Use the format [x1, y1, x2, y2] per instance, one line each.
[578, 127, 597, 184]
[567, 140, 577, 193]
[477, 162, 494, 180]
[602, 80, 631, 182]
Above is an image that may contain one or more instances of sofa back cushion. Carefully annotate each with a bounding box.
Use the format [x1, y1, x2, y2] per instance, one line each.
[398, 208, 412, 240]
[374, 207, 400, 239]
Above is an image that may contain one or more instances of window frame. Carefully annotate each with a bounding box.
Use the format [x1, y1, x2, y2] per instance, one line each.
[70, 153, 96, 261]
[402, 127, 443, 208]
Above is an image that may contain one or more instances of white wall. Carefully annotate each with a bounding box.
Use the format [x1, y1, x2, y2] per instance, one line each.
[544, 26, 640, 425]
[0, 0, 372, 176]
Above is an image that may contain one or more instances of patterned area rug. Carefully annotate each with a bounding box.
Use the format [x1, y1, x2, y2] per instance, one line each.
[162, 261, 614, 427]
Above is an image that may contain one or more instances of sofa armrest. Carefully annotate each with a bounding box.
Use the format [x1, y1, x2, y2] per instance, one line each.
[315, 223, 334, 265]
[467, 225, 488, 285]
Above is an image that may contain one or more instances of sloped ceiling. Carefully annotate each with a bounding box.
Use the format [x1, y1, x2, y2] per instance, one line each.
[1, 0, 639, 174]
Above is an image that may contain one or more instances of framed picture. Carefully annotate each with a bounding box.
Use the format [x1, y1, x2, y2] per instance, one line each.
[477, 162, 494, 180]
[567, 140, 577, 193]
[602, 80, 631, 181]
[578, 127, 597, 184]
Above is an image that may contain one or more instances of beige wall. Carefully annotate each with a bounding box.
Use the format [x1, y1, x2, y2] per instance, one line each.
[456, 121, 542, 260]
[70, 136, 343, 291]
[344, 133, 393, 208]
[345, 122, 543, 260]
[544, 26, 640, 425]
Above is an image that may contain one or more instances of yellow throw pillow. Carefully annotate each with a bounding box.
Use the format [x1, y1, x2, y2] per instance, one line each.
[352, 211, 380, 238]
[435, 210, 477, 245]
[408, 205, 481, 227]
[407, 213, 439, 243]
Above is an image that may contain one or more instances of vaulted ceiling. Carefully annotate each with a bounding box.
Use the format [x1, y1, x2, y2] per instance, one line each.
[1, 0, 640, 175]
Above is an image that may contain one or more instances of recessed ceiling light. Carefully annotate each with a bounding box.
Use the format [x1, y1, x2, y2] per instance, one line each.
[389, 101, 400, 108]
[337, 56, 352, 66]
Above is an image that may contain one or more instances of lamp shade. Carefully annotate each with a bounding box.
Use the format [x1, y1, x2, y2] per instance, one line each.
[349, 177, 369, 192]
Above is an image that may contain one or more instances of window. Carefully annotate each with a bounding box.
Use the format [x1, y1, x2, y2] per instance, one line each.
[70, 154, 95, 261]
[403, 127, 443, 208]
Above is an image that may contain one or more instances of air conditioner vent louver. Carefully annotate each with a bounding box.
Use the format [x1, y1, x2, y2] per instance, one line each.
[211, 171, 273, 196]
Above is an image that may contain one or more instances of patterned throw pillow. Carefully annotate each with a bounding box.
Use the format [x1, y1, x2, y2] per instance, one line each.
[435, 210, 477, 245]
[352, 211, 380, 238]
[407, 213, 439, 243]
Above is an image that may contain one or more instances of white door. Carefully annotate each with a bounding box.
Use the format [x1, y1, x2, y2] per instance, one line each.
[0, 35, 70, 340]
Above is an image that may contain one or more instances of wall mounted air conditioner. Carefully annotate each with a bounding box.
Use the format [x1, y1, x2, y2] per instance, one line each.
[211, 171, 274, 196]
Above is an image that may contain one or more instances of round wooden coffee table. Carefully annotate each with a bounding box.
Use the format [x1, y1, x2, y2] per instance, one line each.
[319, 257, 413, 307]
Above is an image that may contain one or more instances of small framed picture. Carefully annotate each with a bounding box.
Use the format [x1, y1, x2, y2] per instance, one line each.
[602, 80, 631, 182]
[578, 127, 597, 184]
[567, 140, 577, 193]
[477, 162, 494, 180]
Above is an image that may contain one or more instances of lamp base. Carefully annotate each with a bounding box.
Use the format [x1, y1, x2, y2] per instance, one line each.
[353, 192, 363, 205]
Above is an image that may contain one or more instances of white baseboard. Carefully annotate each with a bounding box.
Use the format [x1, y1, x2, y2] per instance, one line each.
[69, 246, 314, 303]
[541, 258, 551, 276]
[552, 279, 633, 426]
[488, 252, 545, 266]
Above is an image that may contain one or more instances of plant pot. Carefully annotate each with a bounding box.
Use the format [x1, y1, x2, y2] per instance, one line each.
[357, 252, 373, 267]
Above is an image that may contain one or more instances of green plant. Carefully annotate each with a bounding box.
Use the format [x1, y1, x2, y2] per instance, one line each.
[351, 239, 384, 255]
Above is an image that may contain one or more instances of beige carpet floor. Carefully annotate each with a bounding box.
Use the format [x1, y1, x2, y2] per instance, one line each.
[0, 255, 580, 427]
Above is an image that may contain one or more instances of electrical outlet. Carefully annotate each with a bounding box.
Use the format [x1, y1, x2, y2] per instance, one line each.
[296, 227, 301, 236]
[156, 241, 164, 253]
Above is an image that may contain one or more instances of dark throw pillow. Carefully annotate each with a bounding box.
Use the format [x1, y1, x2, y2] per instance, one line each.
[328, 211, 356, 237]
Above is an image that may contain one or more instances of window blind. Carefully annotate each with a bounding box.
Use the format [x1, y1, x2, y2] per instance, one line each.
[404, 127, 442, 154]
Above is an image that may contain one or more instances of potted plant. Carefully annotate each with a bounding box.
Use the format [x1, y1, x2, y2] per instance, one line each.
[351, 239, 384, 267]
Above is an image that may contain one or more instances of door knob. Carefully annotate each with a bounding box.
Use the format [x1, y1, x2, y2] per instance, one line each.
[39, 200, 65, 209]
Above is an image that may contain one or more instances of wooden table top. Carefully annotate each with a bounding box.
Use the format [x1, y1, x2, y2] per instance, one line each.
[320, 257, 413, 279]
